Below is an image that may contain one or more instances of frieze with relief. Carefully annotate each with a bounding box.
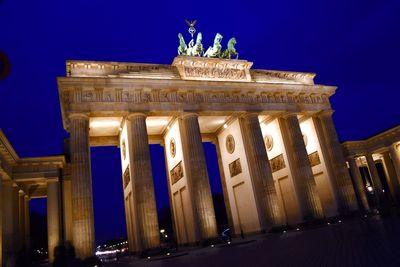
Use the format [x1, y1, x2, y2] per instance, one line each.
[65, 88, 329, 106]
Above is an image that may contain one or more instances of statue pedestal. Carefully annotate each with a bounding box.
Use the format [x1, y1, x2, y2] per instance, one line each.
[172, 56, 253, 82]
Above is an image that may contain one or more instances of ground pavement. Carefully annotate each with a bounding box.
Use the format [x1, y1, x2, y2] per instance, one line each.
[104, 215, 400, 267]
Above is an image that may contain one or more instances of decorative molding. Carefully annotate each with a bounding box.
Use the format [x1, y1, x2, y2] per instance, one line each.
[170, 161, 184, 184]
[228, 158, 242, 177]
[60, 88, 329, 111]
[252, 69, 315, 85]
[270, 154, 285, 173]
[172, 56, 253, 82]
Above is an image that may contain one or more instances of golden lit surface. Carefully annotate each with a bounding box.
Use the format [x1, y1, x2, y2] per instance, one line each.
[146, 117, 172, 135]
[198, 116, 228, 133]
[89, 117, 122, 136]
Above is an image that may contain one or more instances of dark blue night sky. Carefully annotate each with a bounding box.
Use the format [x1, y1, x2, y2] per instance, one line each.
[1, 0, 399, 244]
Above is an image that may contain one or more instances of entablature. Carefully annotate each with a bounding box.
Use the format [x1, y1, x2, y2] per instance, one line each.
[58, 77, 334, 130]
[342, 125, 400, 157]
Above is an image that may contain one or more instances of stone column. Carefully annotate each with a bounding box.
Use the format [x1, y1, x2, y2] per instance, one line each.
[69, 114, 95, 258]
[179, 113, 217, 239]
[47, 180, 61, 263]
[389, 143, 400, 183]
[24, 195, 30, 250]
[381, 151, 400, 206]
[0, 176, 3, 267]
[278, 114, 323, 221]
[63, 179, 73, 242]
[3, 181, 19, 267]
[12, 186, 21, 252]
[347, 157, 370, 212]
[126, 113, 160, 250]
[239, 113, 281, 228]
[18, 191, 26, 248]
[365, 154, 390, 212]
[314, 111, 358, 213]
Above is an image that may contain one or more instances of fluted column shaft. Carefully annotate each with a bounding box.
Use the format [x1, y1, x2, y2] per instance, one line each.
[47, 180, 61, 263]
[179, 113, 217, 239]
[365, 154, 390, 212]
[389, 144, 400, 183]
[18, 192, 26, 248]
[12, 186, 21, 252]
[279, 115, 323, 221]
[239, 114, 281, 228]
[315, 112, 357, 212]
[3, 182, 19, 266]
[127, 113, 160, 250]
[0, 176, 3, 266]
[24, 195, 30, 250]
[381, 151, 400, 206]
[70, 114, 95, 258]
[347, 157, 370, 212]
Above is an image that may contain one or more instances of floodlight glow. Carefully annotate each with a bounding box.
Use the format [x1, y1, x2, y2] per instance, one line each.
[90, 120, 120, 128]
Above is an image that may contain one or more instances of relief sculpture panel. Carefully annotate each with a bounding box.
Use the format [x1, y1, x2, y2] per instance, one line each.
[170, 161, 184, 185]
[229, 158, 242, 177]
[308, 151, 321, 167]
[269, 154, 285, 173]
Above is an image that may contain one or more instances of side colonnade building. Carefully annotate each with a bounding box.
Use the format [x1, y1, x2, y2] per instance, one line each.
[0, 129, 68, 265]
[5, 55, 396, 264]
[342, 126, 400, 213]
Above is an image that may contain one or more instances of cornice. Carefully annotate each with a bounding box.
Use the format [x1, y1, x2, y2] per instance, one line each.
[0, 129, 19, 165]
[342, 125, 400, 156]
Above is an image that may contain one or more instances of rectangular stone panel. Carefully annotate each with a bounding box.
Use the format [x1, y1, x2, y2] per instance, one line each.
[308, 151, 321, 167]
[229, 158, 242, 177]
[170, 161, 184, 185]
[270, 154, 285, 173]
[123, 167, 130, 188]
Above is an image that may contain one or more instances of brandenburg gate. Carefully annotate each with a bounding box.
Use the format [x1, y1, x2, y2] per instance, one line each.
[7, 30, 400, 264]
[56, 54, 359, 258]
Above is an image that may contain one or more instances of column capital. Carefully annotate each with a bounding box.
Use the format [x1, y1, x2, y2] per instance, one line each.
[126, 113, 147, 121]
[346, 155, 357, 161]
[239, 112, 260, 120]
[69, 113, 89, 120]
[47, 178, 59, 183]
[392, 142, 400, 152]
[179, 112, 198, 119]
[315, 109, 335, 117]
[278, 112, 299, 119]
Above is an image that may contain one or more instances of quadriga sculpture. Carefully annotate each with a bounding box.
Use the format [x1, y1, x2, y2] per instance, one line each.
[203, 33, 223, 58]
